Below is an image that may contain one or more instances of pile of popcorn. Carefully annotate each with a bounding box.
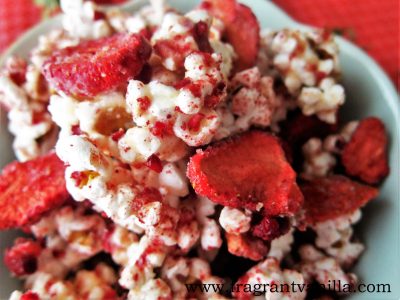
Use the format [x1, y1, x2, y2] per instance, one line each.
[0, 0, 388, 299]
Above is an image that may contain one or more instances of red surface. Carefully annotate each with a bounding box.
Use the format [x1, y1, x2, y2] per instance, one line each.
[0, 0, 398, 89]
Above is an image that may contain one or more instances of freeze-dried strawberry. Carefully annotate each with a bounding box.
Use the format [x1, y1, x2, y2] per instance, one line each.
[43, 33, 152, 99]
[4, 238, 42, 276]
[226, 232, 269, 261]
[0, 152, 69, 229]
[187, 131, 303, 216]
[251, 216, 290, 241]
[341, 117, 389, 184]
[200, 0, 260, 70]
[5, 56, 27, 86]
[301, 175, 378, 224]
[20, 291, 40, 300]
[281, 111, 338, 148]
[192, 21, 213, 53]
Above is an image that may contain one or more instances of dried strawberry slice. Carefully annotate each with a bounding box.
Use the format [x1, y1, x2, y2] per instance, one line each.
[341, 117, 389, 184]
[300, 175, 378, 225]
[281, 111, 338, 148]
[251, 216, 290, 241]
[200, 0, 260, 70]
[0, 152, 69, 229]
[226, 232, 269, 261]
[43, 33, 152, 99]
[4, 238, 42, 276]
[187, 131, 303, 216]
[20, 291, 40, 300]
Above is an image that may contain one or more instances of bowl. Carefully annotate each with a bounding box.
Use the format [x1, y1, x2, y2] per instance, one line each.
[1, 0, 399, 298]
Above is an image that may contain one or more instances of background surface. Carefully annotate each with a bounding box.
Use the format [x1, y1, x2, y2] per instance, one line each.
[0, 0, 398, 89]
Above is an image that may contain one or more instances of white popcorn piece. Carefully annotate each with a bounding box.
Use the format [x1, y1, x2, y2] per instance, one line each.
[18, 263, 117, 300]
[219, 207, 252, 234]
[119, 236, 167, 290]
[298, 77, 345, 124]
[174, 107, 220, 146]
[269, 228, 294, 262]
[302, 138, 337, 177]
[61, 0, 112, 39]
[201, 218, 223, 251]
[313, 210, 364, 268]
[262, 29, 345, 123]
[127, 279, 173, 300]
[0, 74, 53, 161]
[159, 163, 189, 197]
[161, 256, 223, 298]
[302, 120, 360, 178]
[235, 258, 306, 300]
[298, 245, 357, 294]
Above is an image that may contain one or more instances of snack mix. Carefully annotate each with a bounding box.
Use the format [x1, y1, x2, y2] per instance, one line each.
[0, 0, 390, 299]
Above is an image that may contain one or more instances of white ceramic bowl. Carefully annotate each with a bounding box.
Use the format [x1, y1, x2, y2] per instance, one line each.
[1, 1, 399, 298]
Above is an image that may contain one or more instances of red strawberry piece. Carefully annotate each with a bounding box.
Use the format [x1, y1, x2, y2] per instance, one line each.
[200, 0, 260, 70]
[5, 56, 27, 86]
[300, 175, 378, 225]
[191, 21, 213, 53]
[226, 232, 269, 261]
[4, 238, 42, 276]
[20, 291, 40, 300]
[251, 216, 290, 241]
[281, 111, 338, 148]
[42, 33, 152, 99]
[187, 131, 303, 216]
[341, 117, 389, 184]
[0, 152, 69, 230]
[146, 154, 163, 173]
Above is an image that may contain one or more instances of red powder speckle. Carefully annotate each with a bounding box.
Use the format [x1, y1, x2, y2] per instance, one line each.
[137, 96, 151, 112]
[150, 121, 173, 137]
[71, 124, 82, 135]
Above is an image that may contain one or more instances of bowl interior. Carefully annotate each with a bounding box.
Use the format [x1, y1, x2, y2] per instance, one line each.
[0, 0, 399, 298]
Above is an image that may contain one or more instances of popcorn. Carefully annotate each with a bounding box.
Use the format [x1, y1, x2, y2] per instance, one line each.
[231, 68, 282, 128]
[298, 77, 345, 124]
[298, 245, 357, 293]
[262, 29, 345, 123]
[128, 279, 173, 300]
[159, 163, 189, 197]
[0, 74, 53, 161]
[302, 138, 336, 177]
[119, 236, 167, 290]
[302, 121, 360, 178]
[60, 0, 112, 39]
[16, 263, 118, 300]
[269, 229, 294, 262]
[173, 107, 220, 146]
[312, 210, 364, 268]
[161, 256, 223, 298]
[195, 196, 223, 252]
[103, 225, 139, 266]
[201, 218, 223, 251]
[127, 52, 227, 147]
[234, 258, 306, 299]
[219, 207, 252, 234]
